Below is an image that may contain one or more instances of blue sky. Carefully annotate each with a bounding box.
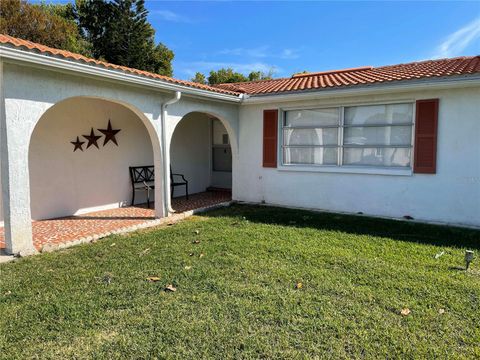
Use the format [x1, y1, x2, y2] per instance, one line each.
[39, 1, 480, 80]
[146, 1, 480, 79]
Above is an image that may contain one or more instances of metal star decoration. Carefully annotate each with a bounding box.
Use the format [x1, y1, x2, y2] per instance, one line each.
[82, 128, 102, 149]
[70, 136, 85, 152]
[98, 120, 121, 146]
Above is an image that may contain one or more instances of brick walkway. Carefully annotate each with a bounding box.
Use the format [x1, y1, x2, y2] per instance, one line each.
[0, 191, 231, 251]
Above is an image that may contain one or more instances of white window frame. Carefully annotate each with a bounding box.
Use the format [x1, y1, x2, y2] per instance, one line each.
[278, 100, 416, 176]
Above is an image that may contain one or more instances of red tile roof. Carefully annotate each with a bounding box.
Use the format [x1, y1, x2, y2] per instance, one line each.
[214, 57, 480, 95]
[1, 34, 479, 98]
[0, 34, 241, 96]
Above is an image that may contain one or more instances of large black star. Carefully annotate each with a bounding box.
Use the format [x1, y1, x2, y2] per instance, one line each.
[70, 136, 85, 152]
[98, 120, 121, 146]
[82, 128, 102, 149]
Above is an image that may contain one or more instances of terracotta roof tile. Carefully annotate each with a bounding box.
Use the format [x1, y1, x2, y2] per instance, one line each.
[0, 34, 241, 96]
[1, 34, 479, 98]
[214, 56, 480, 95]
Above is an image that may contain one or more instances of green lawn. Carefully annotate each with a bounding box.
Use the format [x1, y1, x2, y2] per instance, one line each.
[1, 204, 479, 359]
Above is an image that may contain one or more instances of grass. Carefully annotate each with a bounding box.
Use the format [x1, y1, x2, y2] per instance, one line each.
[1, 204, 480, 359]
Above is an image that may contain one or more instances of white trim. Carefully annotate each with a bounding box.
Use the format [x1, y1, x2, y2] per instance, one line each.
[162, 91, 182, 215]
[277, 164, 412, 176]
[339, 107, 344, 166]
[209, 118, 213, 186]
[411, 101, 417, 171]
[72, 202, 127, 216]
[0, 45, 242, 103]
[276, 110, 283, 168]
[242, 75, 480, 104]
[0, 59, 4, 233]
[280, 98, 416, 111]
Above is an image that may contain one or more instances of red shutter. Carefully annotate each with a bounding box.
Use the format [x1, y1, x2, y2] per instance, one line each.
[263, 109, 278, 168]
[414, 99, 439, 174]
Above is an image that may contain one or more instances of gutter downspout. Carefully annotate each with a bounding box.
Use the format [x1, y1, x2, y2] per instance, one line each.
[161, 91, 181, 216]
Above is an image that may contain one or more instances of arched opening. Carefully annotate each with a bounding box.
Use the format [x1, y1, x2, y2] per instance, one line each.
[28, 96, 159, 221]
[169, 112, 232, 212]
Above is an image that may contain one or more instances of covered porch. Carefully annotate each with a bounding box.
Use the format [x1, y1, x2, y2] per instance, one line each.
[0, 191, 231, 252]
[0, 60, 239, 256]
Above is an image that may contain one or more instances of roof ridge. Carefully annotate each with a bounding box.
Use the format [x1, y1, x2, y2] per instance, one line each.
[216, 77, 289, 87]
[375, 55, 479, 70]
[219, 56, 478, 85]
[291, 66, 374, 78]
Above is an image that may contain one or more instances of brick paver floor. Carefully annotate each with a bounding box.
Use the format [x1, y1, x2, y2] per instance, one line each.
[0, 191, 231, 251]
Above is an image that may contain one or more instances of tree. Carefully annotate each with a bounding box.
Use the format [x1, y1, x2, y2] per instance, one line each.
[0, 0, 91, 56]
[1, 0, 174, 75]
[150, 43, 174, 77]
[191, 72, 207, 84]
[74, 0, 112, 59]
[194, 68, 275, 85]
[207, 68, 249, 85]
[248, 70, 274, 82]
[76, 0, 174, 76]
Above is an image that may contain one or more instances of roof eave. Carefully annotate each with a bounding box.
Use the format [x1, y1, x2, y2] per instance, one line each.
[0, 45, 243, 103]
[1, 43, 478, 105]
[241, 74, 480, 104]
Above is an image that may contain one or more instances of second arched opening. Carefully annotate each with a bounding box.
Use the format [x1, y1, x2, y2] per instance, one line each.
[169, 112, 232, 212]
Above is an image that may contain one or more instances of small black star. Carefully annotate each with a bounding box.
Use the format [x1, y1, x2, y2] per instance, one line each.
[70, 136, 85, 152]
[98, 120, 121, 146]
[82, 128, 102, 149]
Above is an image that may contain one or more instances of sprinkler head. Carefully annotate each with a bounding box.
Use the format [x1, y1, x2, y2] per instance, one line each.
[465, 250, 474, 270]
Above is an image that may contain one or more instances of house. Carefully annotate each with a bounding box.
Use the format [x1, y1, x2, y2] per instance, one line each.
[0, 34, 479, 255]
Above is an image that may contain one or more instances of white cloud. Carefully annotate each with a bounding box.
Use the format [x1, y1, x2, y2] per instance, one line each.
[175, 46, 300, 79]
[218, 46, 269, 58]
[280, 48, 300, 60]
[150, 10, 191, 23]
[433, 17, 480, 59]
[217, 46, 301, 60]
[178, 61, 281, 78]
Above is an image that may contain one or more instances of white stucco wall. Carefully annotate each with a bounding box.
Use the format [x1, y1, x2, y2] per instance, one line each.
[0, 62, 240, 253]
[164, 97, 239, 197]
[1, 63, 166, 229]
[211, 171, 232, 189]
[236, 86, 480, 227]
[29, 97, 154, 220]
[170, 112, 211, 197]
[169, 113, 233, 197]
[0, 165, 3, 224]
[211, 119, 233, 189]
[1, 63, 238, 212]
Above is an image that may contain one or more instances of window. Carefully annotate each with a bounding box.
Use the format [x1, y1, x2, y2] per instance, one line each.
[283, 108, 340, 165]
[282, 103, 413, 168]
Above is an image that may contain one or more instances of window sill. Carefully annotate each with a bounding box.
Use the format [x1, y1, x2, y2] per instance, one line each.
[277, 164, 413, 176]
